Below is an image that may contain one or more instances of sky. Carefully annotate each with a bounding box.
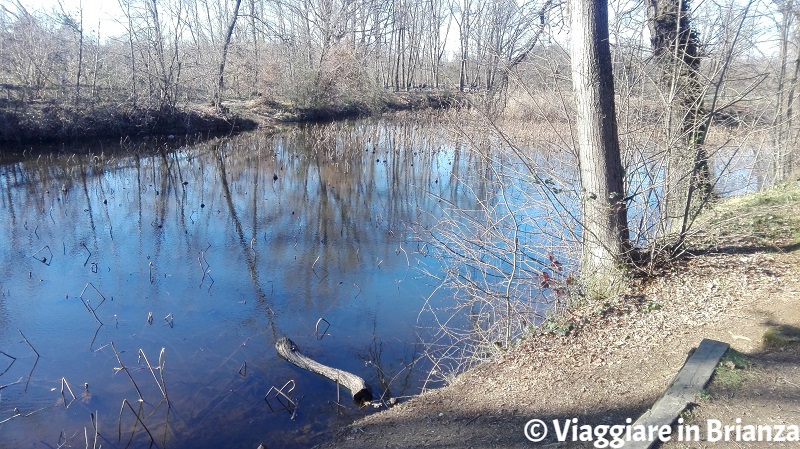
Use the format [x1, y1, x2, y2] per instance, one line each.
[9, 0, 780, 57]
[10, 0, 125, 37]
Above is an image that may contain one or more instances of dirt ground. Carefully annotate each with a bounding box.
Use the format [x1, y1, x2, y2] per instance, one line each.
[317, 185, 800, 449]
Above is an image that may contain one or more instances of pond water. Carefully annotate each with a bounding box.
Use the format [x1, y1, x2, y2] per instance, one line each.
[0, 118, 487, 448]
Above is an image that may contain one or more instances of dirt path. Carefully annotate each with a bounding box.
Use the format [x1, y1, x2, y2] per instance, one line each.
[317, 185, 800, 449]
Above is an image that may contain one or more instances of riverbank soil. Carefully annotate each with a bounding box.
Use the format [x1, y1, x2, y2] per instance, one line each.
[227, 91, 463, 124]
[0, 91, 461, 145]
[319, 182, 800, 449]
[0, 101, 258, 144]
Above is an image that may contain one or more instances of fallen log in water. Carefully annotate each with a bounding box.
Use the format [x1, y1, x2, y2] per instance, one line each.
[276, 337, 373, 405]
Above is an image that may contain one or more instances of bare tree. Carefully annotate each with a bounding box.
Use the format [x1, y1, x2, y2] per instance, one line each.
[570, 0, 631, 289]
[480, 0, 554, 109]
[772, 0, 800, 182]
[646, 0, 710, 237]
[56, 0, 84, 105]
[214, 0, 243, 107]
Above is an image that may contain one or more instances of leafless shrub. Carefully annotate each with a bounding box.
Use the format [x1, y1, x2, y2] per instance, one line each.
[414, 110, 581, 385]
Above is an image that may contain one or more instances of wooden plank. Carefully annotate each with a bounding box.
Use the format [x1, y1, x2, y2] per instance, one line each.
[630, 395, 686, 433]
[666, 338, 730, 403]
[625, 338, 730, 449]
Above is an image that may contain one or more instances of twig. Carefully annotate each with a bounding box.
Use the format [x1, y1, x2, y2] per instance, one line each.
[110, 342, 144, 401]
[0, 350, 17, 376]
[31, 245, 53, 266]
[61, 377, 77, 408]
[315, 317, 331, 340]
[89, 325, 103, 351]
[264, 380, 297, 417]
[0, 411, 21, 424]
[91, 412, 99, 449]
[0, 377, 22, 390]
[80, 283, 107, 309]
[398, 242, 410, 267]
[80, 298, 104, 326]
[24, 356, 39, 392]
[81, 243, 92, 266]
[137, 349, 169, 406]
[117, 399, 157, 447]
[198, 247, 214, 289]
[19, 330, 40, 358]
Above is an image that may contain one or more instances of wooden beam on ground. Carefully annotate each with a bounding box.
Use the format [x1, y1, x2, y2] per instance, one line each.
[626, 338, 730, 449]
[275, 337, 373, 405]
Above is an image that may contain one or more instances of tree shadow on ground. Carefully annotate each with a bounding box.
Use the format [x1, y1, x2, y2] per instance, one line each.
[690, 241, 800, 256]
[325, 400, 656, 448]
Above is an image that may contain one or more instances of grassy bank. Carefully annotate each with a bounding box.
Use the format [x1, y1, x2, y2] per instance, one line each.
[690, 181, 800, 252]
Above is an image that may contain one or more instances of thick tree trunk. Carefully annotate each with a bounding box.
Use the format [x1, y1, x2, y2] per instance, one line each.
[646, 0, 710, 236]
[569, 0, 631, 290]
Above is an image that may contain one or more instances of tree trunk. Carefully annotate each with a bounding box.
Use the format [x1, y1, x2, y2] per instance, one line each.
[774, 2, 800, 181]
[786, 43, 800, 179]
[646, 0, 710, 236]
[458, 5, 469, 92]
[121, 0, 137, 106]
[74, 1, 83, 106]
[394, 26, 402, 92]
[569, 0, 631, 290]
[215, 0, 243, 108]
[276, 337, 373, 405]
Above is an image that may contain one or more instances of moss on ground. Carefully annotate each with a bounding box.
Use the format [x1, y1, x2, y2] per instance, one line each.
[707, 349, 752, 396]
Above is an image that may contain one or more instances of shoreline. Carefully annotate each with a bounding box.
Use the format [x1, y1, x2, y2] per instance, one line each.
[317, 182, 800, 449]
[0, 91, 464, 146]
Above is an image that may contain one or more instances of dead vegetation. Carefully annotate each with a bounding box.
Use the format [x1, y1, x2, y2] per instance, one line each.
[0, 101, 258, 144]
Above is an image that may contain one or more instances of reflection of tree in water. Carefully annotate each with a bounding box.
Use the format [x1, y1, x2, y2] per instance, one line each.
[195, 118, 485, 312]
[0, 166, 18, 336]
[0, 119, 491, 448]
[213, 141, 279, 341]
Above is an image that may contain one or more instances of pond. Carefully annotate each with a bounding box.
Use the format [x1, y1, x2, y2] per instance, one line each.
[0, 113, 764, 448]
[0, 118, 492, 448]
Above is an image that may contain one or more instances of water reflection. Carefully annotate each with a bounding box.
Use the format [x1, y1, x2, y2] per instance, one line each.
[0, 118, 486, 448]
